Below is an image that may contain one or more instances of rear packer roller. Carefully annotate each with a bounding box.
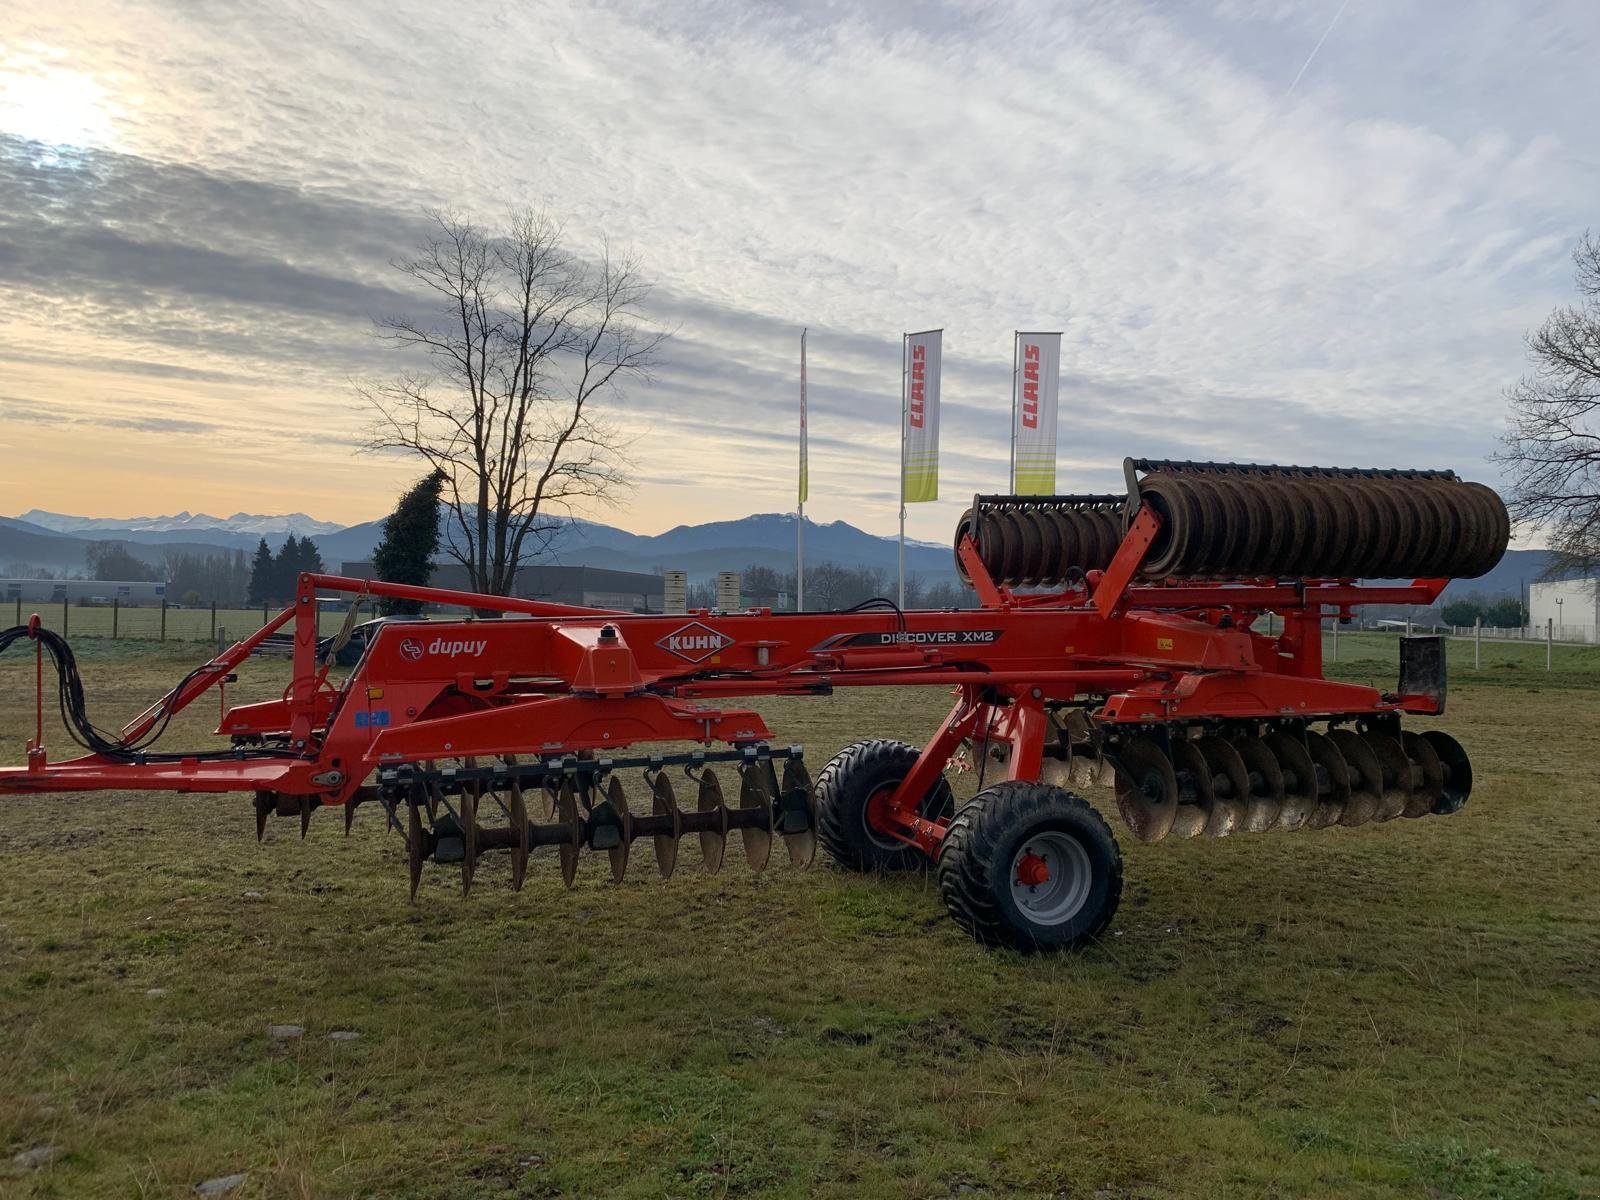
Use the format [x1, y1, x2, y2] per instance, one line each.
[957, 460, 1510, 587]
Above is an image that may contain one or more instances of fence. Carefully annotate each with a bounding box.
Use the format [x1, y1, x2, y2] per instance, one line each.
[1445, 624, 1598, 644]
[9, 598, 354, 642]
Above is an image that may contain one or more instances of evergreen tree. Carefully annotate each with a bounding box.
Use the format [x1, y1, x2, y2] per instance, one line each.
[273, 534, 301, 602]
[247, 538, 274, 605]
[372, 470, 446, 615]
[297, 536, 325, 577]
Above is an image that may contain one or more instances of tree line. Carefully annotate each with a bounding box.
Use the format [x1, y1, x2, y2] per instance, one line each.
[247, 535, 326, 605]
[1440, 595, 1526, 629]
[686, 563, 975, 611]
[57, 536, 330, 606]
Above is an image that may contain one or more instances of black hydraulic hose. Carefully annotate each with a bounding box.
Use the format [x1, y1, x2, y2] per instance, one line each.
[0, 624, 285, 763]
[842, 596, 908, 631]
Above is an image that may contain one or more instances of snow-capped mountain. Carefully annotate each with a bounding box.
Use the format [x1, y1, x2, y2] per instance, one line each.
[17, 509, 344, 537]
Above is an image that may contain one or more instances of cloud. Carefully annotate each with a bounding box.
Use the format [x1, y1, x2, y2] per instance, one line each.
[0, 0, 1594, 540]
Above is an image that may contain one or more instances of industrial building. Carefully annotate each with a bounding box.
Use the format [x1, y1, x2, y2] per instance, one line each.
[339, 562, 664, 613]
[1528, 578, 1599, 643]
[1, 578, 166, 605]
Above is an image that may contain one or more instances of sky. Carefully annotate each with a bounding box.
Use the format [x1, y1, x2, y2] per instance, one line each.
[0, 0, 1596, 544]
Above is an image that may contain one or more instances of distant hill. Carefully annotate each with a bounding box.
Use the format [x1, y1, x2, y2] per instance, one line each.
[326, 513, 954, 583]
[5, 503, 1552, 601]
[0, 517, 238, 573]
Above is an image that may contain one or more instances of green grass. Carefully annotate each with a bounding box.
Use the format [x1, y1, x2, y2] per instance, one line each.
[0, 639, 1597, 1198]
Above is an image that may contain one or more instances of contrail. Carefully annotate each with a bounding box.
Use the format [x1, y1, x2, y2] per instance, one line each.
[1287, 0, 1352, 95]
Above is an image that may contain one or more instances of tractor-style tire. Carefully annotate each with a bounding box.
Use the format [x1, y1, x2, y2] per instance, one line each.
[937, 781, 1122, 952]
[815, 739, 955, 872]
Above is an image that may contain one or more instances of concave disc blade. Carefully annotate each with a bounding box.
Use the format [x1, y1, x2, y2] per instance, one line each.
[460, 784, 478, 898]
[1327, 729, 1381, 827]
[779, 759, 817, 868]
[698, 771, 727, 874]
[1194, 736, 1249, 837]
[1168, 739, 1213, 840]
[606, 776, 633, 883]
[556, 780, 580, 888]
[1233, 735, 1284, 833]
[1420, 730, 1472, 815]
[1302, 731, 1351, 829]
[1112, 736, 1178, 843]
[1363, 731, 1411, 821]
[738, 766, 774, 872]
[508, 780, 529, 892]
[651, 773, 682, 879]
[1399, 731, 1444, 818]
[407, 788, 426, 902]
[1263, 731, 1317, 832]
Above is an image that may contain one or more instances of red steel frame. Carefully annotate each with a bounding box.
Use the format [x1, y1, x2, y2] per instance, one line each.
[0, 505, 1447, 859]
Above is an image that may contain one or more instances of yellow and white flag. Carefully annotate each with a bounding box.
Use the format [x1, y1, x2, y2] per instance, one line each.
[1013, 332, 1061, 494]
[902, 329, 942, 503]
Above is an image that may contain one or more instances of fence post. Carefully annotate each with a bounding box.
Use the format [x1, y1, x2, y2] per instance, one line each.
[210, 601, 217, 641]
[1474, 617, 1480, 669]
[160, 598, 167, 642]
[1547, 618, 1553, 670]
[262, 601, 269, 625]
[62, 596, 69, 637]
[13, 595, 19, 626]
[1332, 615, 1339, 662]
[113, 597, 119, 639]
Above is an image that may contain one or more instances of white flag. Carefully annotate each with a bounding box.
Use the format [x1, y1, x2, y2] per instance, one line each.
[903, 329, 942, 503]
[1013, 332, 1061, 494]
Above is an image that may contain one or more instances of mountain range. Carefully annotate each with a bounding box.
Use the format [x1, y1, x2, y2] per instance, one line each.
[1, 506, 1549, 604]
[1, 509, 956, 583]
[18, 509, 343, 537]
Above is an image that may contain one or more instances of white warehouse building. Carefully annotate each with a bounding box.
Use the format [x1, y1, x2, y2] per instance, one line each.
[1528, 579, 1599, 644]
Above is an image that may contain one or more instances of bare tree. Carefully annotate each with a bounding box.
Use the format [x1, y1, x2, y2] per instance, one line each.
[1496, 232, 1600, 577]
[363, 209, 665, 598]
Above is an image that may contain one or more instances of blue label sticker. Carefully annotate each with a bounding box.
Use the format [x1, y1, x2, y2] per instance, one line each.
[355, 710, 392, 729]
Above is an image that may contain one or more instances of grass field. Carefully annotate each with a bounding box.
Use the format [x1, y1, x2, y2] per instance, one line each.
[1, 634, 1597, 1198]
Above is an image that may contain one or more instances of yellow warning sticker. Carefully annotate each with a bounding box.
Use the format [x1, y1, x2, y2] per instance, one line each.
[1156, 637, 1174, 651]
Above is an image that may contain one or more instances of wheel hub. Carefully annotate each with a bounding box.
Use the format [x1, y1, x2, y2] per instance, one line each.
[1008, 832, 1093, 925]
[1015, 851, 1051, 888]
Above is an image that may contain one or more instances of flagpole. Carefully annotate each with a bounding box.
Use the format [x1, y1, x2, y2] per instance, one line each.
[899, 332, 908, 610]
[1009, 329, 1019, 493]
[797, 327, 806, 612]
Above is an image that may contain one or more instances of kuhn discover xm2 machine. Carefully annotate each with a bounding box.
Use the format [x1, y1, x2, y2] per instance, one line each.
[0, 459, 1508, 951]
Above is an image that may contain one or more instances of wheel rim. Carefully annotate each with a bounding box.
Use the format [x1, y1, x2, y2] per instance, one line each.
[1009, 831, 1093, 926]
[862, 778, 945, 851]
[862, 783, 907, 850]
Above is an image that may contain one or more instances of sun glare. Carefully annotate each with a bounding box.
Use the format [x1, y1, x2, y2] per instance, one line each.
[0, 52, 120, 149]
